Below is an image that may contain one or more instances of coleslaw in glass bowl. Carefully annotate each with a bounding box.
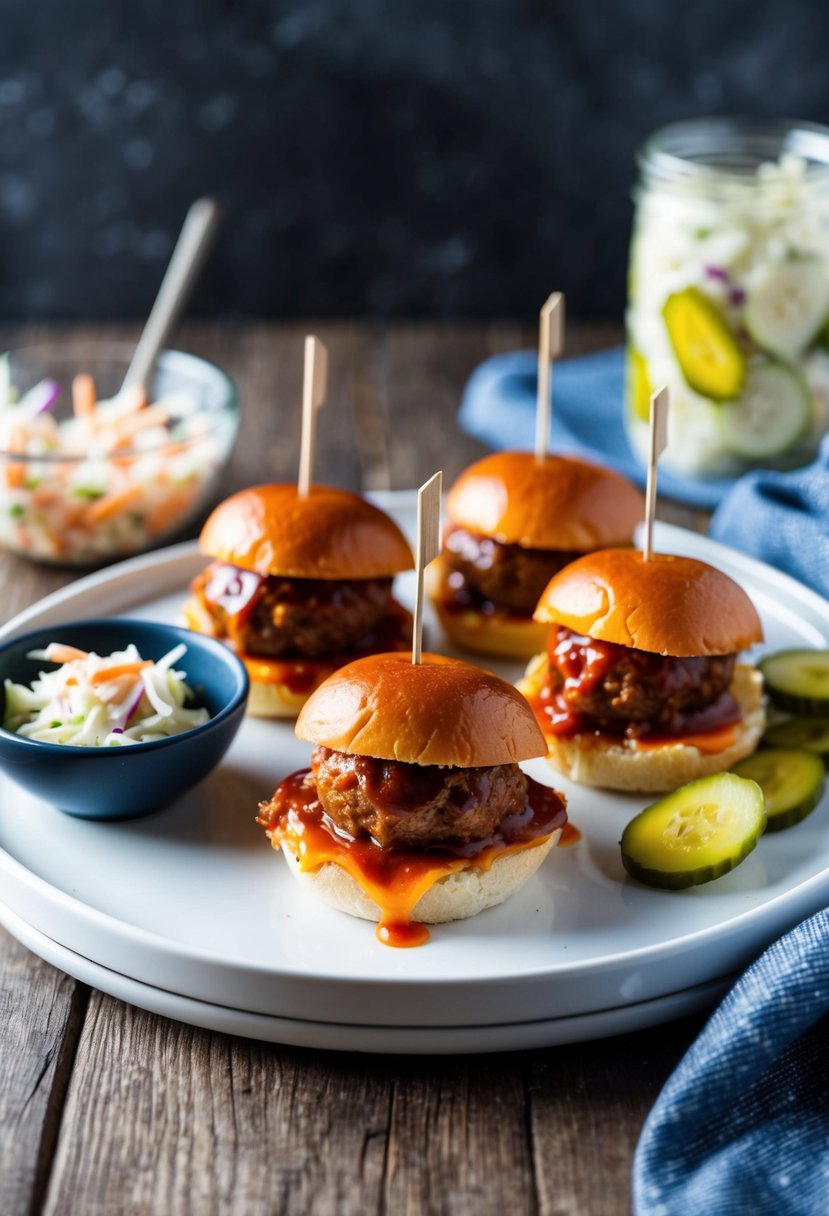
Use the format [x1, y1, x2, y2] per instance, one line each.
[0, 342, 239, 565]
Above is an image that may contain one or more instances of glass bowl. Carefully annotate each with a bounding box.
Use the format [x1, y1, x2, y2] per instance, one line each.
[0, 342, 240, 565]
[0, 618, 249, 819]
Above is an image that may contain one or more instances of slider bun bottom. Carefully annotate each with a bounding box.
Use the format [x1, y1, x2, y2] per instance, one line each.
[278, 831, 561, 925]
[519, 659, 765, 793]
[426, 562, 551, 660]
[245, 680, 321, 720]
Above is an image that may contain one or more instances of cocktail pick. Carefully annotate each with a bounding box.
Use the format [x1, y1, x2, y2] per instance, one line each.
[412, 471, 443, 665]
[121, 196, 222, 392]
[643, 386, 669, 561]
[534, 292, 565, 460]
[297, 335, 329, 497]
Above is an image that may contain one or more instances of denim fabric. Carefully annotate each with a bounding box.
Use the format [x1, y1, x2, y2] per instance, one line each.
[710, 434, 829, 598]
[634, 907, 829, 1216]
[456, 348, 739, 509]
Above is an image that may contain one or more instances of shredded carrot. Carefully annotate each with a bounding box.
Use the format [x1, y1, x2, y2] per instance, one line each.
[72, 373, 96, 419]
[45, 644, 89, 664]
[32, 485, 60, 508]
[5, 427, 27, 488]
[98, 405, 170, 451]
[145, 485, 198, 535]
[83, 483, 144, 524]
[89, 661, 152, 685]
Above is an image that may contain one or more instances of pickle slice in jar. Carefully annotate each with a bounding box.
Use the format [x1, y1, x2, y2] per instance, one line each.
[718, 361, 811, 459]
[626, 348, 652, 422]
[663, 287, 746, 401]
[620, 772, 766, 889]
[744, 259, 829, 360]
[732, 748, 825, 832]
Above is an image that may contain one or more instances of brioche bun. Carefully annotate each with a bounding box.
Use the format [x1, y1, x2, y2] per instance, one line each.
[519, 658, 765, 792]
[534, 548, 763, 656]
[445, 451, 644, 550]
[432, 452, 643, 659]
[199, 483, 413, 579]
[296, 650, 547, 766]
[426, 556, 550, 659]
[277, 829, 562, 925]
[186, 484, 414, 718]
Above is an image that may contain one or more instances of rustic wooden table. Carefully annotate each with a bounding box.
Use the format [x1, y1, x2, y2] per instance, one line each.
[0, 321, 711, 1216]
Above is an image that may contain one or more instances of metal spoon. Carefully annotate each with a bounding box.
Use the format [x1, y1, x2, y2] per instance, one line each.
[121, 196, 222, 392]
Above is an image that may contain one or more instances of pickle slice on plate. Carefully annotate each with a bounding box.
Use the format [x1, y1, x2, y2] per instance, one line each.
[663, 287, 746, 401]
[718, 362, 811, 459]
[744, 259, 829, 360]
[620, 772, 766, 890]
[732, 748, 825, 832]
[763, 716, 829, 761]
[759, 650, 829, 715]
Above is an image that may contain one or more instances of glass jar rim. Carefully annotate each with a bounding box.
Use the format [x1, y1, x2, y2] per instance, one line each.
[638, 116, 829, 189]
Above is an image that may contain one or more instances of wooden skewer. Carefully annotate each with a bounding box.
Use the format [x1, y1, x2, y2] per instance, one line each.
[643, 386, 669, 561]
[297, 335, 329, 497]
[534, 292, 564, 461]
[412, 471, 443, 665]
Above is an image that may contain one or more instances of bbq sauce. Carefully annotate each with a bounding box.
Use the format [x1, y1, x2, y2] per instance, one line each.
[259, 770, 568, 948]
[529, 628, 742, 744]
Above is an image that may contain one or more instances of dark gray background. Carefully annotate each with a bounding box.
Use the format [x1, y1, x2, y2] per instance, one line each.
[2, 0, 828, 320]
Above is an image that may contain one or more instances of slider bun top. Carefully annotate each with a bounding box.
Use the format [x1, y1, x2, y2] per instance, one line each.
[534, 548, 764, 657]
[199, 484, 413, 579]
[296, 651, 547, 767]
[445, 451, 644, 550]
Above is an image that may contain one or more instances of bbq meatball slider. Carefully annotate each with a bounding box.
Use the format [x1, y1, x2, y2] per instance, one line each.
[429, 451, 644, 659]
[518, 548, 765, 792]
[182, 484, 414, 717]
[257, 651, 568, 946]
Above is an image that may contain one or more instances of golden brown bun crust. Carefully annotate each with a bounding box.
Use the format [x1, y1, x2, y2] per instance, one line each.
[199, 484, 413, 578]
[534, 548, 763, 656]
[427, 557, 551, 659]
[278, 831, 561, 924]
[296, 651, 547, 766]
[445, 451, 644, 550]
[519, 658, 765, 792]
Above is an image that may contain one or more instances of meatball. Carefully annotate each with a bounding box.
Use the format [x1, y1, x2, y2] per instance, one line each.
[311, 745, 529, 849]
[547, 625, 737, 734]
[442, 526, 577, 615]
[192, 562, 394, 658]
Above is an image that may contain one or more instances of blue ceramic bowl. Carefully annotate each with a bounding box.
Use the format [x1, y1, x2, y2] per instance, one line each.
[0, 619, 249, 819]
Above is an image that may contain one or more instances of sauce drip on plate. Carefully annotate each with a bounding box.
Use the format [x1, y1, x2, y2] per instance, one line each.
[259, 771, 569, 947]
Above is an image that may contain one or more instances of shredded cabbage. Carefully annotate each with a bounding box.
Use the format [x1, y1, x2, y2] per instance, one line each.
[3, 641, 209, 746]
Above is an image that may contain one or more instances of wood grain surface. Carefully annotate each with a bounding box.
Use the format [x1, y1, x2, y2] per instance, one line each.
[0, 321, 708, 1216]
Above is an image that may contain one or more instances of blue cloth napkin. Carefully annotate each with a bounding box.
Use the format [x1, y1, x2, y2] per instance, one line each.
[634, 906, 829, 1216]
[457, 348, 740, 510]
[710, 433, 829, 599]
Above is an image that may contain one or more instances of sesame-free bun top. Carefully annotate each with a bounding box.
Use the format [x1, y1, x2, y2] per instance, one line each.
[445, 451, 644, 550]
[199, 484, 413, 579]
[534, 548, 763, 657]
[296, 651, 547, 767]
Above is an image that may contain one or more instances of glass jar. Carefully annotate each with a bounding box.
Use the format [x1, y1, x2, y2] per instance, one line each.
[625, 118, 829, 478]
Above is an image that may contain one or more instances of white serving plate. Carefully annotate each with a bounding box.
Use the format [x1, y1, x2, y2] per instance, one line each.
[0, 899, 733, 1053]
[1, 495, 829, 1044]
